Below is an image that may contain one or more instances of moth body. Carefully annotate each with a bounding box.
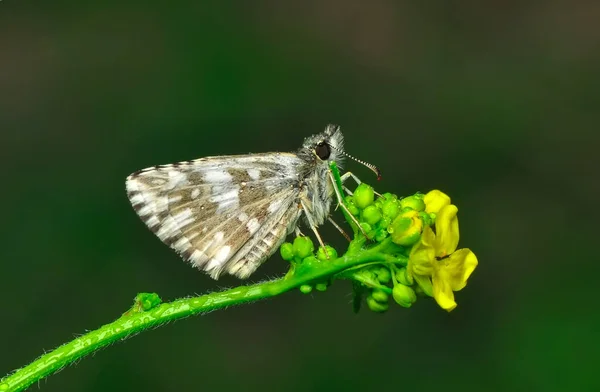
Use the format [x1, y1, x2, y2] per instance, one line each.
[126, 125, 345, 279]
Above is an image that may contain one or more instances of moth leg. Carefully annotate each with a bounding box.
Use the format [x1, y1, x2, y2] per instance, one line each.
[294, 226, 305, 237]
[333, 172, 360, 210]
[340, 171, 362, 185]
[299, 199, 330, 259]
[340, 171, 382, 198]
[339, 172, 360, 195]
[327, 170, 369, 237]
[328, 216, 352, 242]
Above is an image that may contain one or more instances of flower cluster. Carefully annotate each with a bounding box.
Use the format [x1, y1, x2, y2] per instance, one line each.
[280, 185, 478, 313]
[407, 190, 478, 311]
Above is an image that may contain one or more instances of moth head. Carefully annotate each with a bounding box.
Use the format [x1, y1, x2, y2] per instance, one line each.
[303, 124, 345, 165]
[303, 124, 381, 180]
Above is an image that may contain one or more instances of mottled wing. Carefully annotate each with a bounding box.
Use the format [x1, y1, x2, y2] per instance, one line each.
[126, 153, 304, 279]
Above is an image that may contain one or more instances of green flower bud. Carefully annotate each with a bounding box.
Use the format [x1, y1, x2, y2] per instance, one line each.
[397, 233, 420, 246]
[392, 284, 417, 308]
[399, 194, 426, 212]
[302, 256, 320, 268]
[355, 268, 378, 283]
[136, 292, 162, 311]
[374, 228, 389, 242]
[300, 284, 313, 294]
[366, 295, 389, 313]
[395, 268, 413, 286]
[354, 184, 375, 209]
[293, 236, 314, 259]
[376, 216, 391, 229]
[316, 245, 338, 261]
[280, 242, 294, 261]
[381, 199, 400, 219]
[419, 211, 435, 227]
[315, 282, 328, 292]
[375, 267, 392, 284]
[390, 210, 423, 246]
[360, 222, 372, 235]
[371, 289, 389, 303]
[381, 192, 397, 201]
[362, 205, 382, 225]
[344, 196, 359, 215]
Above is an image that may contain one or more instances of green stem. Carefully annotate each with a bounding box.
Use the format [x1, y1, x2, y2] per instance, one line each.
[0, 245, 391, 392]
[329, 161, 359, 236]
[347, 273, 393, 294]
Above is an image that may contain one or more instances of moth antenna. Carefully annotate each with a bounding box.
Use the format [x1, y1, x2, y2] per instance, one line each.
[330, 145, 381, 181]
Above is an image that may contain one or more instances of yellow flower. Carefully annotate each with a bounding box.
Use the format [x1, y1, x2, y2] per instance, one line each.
[408, 195, 478, 312]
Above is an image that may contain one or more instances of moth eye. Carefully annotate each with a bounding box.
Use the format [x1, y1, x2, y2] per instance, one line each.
[315, 141, 331, 160]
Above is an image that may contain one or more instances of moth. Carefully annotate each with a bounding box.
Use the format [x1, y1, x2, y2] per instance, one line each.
[126, 124, 379, 279]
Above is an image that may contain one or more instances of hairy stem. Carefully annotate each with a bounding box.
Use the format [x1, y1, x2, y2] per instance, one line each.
[1, 242, 398, 392]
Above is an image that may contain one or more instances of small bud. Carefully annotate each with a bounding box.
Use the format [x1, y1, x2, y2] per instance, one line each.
[390, 210, 423, 246]
[377, 216, 392, 230]
[354, 184, 375, 209]
[293, 236, 314, 259]
[419, 211, 435, 227]
[316, 245, 338, 261]
[356, 269, 378, 284]
[360, 222, 373, 235]
[371, 289, 389, 303]
[381, 192, 397, 201]
[367, 295, 389, 313]
[381, 199, 400, 219]
[374, 228, 389, 242]
[375, 267, 392, 284]
[299, 284, 313, 294]
[395, 268, 413, 286]
[344, 196, 361, 216]
[136, 292, 162, 311]
[280, 242, 294, 261]
[301, 256, 320, 268]
[362, 205, 382, 225]
[315, 282, 328, 292]
[392, 284, 417, 308]
[399, 194, 426, 212]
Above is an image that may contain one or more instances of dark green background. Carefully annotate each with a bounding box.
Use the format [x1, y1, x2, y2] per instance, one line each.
[1, 1, 598, 391]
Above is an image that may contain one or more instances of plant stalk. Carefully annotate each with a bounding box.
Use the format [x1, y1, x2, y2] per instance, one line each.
[1, 241, 398, 392]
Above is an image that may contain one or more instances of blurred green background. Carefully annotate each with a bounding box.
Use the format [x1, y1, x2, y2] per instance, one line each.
[1, 1, 598, 391]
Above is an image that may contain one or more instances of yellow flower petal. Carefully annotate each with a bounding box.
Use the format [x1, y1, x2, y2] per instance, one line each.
[408, 227, 435, 274]
[439, 248, 478, 291]
[433, 204, 459, 256]
[413, 273, 433, 297]
[424, 190, 451, 214]
[409, 245, 435, 276]
[431, 272, 457, 311]
[420, 226, 436, 247]
[412, 262, 433, 276]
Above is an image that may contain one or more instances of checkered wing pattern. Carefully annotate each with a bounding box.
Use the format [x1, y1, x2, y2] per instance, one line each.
[126, 153, 303, 279]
